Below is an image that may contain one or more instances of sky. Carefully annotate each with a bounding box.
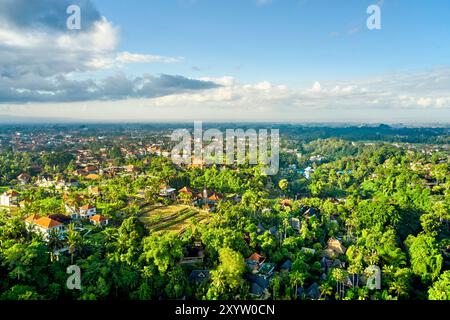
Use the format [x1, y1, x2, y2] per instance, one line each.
[0, 0, 449, 124]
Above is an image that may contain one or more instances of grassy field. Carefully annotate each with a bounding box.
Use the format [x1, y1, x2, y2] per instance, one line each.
[139, 204, 210, 234]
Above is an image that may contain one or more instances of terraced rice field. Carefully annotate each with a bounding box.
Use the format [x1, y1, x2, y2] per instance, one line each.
[139, 204, 210, 234]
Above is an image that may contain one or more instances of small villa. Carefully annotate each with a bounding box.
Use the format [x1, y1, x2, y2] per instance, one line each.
[89, 214, 109, 226]
[24, 214, 65, 240]
[79, 204, 97, 218]
[0, 190, 19, 207]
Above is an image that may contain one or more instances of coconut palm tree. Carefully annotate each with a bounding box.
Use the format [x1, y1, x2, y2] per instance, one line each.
[290, 271, 306, 299]
[319, 281, 334, 300]
[66, 223, 82, 264]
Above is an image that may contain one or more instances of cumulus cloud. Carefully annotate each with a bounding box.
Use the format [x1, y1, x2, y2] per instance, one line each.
[309, 81, 322, 93]
[0, 73, 220, 103]
[142, 68, 450, 113]
[0, 0, 208, 103]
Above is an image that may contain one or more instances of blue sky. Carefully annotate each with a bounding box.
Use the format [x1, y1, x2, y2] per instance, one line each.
[94, 0, 450, 83]
[0, 0, 449, 123]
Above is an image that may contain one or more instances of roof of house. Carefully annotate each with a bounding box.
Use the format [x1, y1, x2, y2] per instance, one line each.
[80, 204, 95, 210]
[306, 283, 320, 300]
[24, 214, 40, 223]
[327, 237, 347, 255]
[280, 260, 292, 271]
[247, 253, 266, 264]
[245, 273, 269, 289]
[126, 164, 139, 171]
[48, 214, 72, 224]
[178, 187, 194, 195]
[4, 190, 19, 197]
[34, 217, 62, 229]
[188, 270, 211, 283]
[250, 282, 265, 296]
[258, 263, 276, 277]
[208, 193, 221, 201]
[160, 185, 176, 193]
[90, 214, 107, 222]
[17, 173, 31, 180]
[303, 207, 319, 218]
[85, 174, 100, 180]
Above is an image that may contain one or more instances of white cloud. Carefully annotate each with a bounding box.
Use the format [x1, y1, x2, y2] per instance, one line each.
[309, 81, 321, 93]
[0, 1, 192, 103]
[116, 51, 182, 64]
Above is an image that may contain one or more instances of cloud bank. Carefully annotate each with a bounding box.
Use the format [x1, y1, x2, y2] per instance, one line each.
[0, 0, 216, 103]
[0, 0, 448, 123]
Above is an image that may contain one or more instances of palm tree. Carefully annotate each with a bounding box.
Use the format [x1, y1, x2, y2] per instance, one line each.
[290, 271, 306, 299]
[319, 281, 334, 300]
[271, 274, 282, 300]
[66, 223, 81, 264]
[332, 268, 348, 299]
[47, 228, 63, 262]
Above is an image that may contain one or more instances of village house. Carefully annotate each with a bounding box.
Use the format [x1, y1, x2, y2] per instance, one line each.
[17, 173, 31, 184]
[89, 214, 109, 226]
[79, 204, 97, 218]
[65, 199, 96, 219]
[180, 242, 205, 265]
[55, 178, 79, 190]
[35, 175, 53, 187]
[246, 253, 270, 275]
[65, 203, 79, 219]
[303, 207, 320, 220]
[303, 166, 314, 179]
[159, 185, 176, 199]
[320, 256, 346, 274]
[48, 213, 72, 225]
[88, 186, 102, 197]
[323, 237, 347, 258]
[125, 164, 140, 174]
[83, 165, 99, 174]
[24, 214, 65, 240]
[280, 260, 292, 273]
[299, 283, 321, 300]
[195, 189, 222, 207]
[0, 190, 19, 207]
[85, 173, 100, 181]
[178, 187, 197, 203]
[188, 270, 211, 284]
[245, 273, 270, 299]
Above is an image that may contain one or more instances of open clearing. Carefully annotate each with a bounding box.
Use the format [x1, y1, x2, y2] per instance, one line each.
[139, 204, 210, 234]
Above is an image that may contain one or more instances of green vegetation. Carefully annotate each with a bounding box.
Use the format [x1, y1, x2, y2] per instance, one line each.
[0, 124, 448, 300]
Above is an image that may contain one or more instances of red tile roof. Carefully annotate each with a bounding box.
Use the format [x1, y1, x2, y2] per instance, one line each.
[90, 214, 107, 222]
[247, 253, 266, 263]
[24, 214, 40, 223]
[34, 217, 62, 229]
[5, 190, 19, 197]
